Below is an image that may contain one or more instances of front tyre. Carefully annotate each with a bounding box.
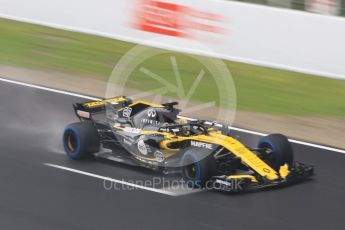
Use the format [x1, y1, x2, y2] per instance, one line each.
[258, 134, 294, 170]
[63, 122, 100, 160]
[180, 150, 217, 188]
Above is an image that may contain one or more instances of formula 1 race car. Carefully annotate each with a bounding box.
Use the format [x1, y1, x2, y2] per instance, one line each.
[63, 96, 314, 191]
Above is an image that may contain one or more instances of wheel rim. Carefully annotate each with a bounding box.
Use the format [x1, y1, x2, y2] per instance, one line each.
[259, 141, 280, 169]
[262, 144, 274, 160]
[65, 132, 77, 153]
[184, 163, 198, 180]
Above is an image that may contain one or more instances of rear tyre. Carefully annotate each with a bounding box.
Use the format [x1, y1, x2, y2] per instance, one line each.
[63, 122, 100, 160]
[258, 134, 294, 170]
[180, 150, 217, 188]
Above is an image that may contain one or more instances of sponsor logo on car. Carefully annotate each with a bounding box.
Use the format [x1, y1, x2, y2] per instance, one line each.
[123, 137, 135, 146]
[83, 97, 126, 108]
[137, 139, 148, 155]
[122, 107, 132, 118]
[154, 151, 165, 162]
[191, 141, 213, 149]
[76, 110, 90, 119]
[141, 118, 160, 125]
[123, 127, 141, 134]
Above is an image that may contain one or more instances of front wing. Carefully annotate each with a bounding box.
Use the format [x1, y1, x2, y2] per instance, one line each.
[211, 162, 314, 192]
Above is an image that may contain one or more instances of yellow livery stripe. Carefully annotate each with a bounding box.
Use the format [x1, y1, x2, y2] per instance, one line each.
[227, 175, 258, 183]
[83, 97, 127, 108]
[179, 132, 279, 180]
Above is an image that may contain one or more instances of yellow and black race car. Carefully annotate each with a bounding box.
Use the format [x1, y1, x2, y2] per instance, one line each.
[63, 96, 314, 192]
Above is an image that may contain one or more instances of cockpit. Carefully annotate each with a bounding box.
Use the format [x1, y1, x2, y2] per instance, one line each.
[159, 123, 208, 137]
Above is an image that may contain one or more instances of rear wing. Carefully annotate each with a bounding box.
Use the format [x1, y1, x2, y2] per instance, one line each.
[73, 96, 132, 120]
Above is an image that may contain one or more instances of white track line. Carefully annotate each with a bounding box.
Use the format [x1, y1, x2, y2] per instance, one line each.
[44, 163, 201, 196]
[0, 77, 100, 101]
[229, 127, 345, 154]
[1, 77, 345, 155]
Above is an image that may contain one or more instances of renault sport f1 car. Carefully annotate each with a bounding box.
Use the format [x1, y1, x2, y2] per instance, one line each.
[63, 96, 314, 191]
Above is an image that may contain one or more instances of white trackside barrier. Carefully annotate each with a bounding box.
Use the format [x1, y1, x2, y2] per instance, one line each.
[0, 0, 344, 79]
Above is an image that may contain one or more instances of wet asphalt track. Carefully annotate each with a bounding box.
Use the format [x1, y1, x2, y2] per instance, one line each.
[0, 79, 345, 230]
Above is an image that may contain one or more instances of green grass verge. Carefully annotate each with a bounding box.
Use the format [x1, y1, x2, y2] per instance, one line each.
[1, 18, 344, 116]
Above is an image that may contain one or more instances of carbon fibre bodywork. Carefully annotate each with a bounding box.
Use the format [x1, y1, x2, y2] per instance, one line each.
[69, 96, 314, 192]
